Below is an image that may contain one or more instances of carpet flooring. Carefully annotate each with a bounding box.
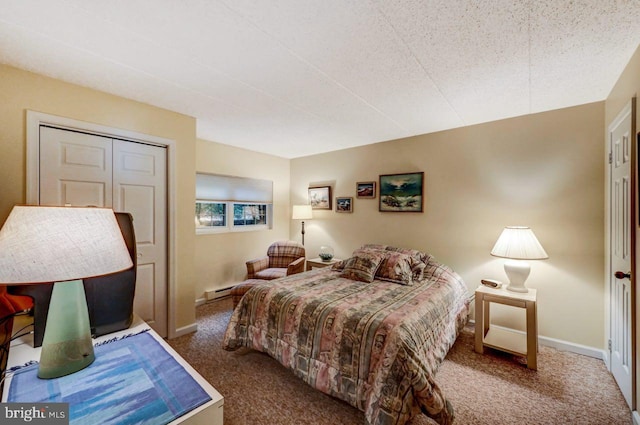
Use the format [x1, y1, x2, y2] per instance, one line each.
[168, 298, 632, 425]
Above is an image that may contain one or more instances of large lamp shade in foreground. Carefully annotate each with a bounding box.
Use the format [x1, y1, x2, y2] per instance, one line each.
[0, 206, 132, 378]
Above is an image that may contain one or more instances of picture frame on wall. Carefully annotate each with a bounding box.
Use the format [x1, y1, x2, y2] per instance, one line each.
[379, 172, 424, 212]
[335, 197, 353, 213]
[308, 186, 332, 210]
[356, 181, 376, 199]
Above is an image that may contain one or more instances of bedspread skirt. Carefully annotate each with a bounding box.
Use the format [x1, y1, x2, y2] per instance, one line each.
[223, 260, 469, 425]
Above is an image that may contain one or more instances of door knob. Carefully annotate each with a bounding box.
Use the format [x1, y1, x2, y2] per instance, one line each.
[615, 271, 631, 280]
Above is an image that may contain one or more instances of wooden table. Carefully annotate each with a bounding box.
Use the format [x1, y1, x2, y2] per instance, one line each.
[306, 257, 342, 271]
[474, 285, 538, 369]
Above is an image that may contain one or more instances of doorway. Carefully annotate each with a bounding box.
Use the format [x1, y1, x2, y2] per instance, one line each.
[26, 111, 175, 338]
[608, 99, 636, 409]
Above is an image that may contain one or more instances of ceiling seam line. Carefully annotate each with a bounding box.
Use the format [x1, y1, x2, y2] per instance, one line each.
[371, 1, 465, 126]
[215, 0, 409, 133]
[0, 18, 264, 116]
[47, 3, 331, 121]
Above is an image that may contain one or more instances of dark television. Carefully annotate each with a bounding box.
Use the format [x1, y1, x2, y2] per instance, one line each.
[9, 212, 137, 347]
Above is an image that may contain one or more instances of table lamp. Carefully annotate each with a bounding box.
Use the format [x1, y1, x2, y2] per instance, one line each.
[292, 205, 312, 245]
[490, 226, 548, 293]
[0, 205, 132, 378]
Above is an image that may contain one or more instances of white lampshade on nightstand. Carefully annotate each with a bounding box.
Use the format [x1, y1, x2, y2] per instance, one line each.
[490, 226, 548, 293]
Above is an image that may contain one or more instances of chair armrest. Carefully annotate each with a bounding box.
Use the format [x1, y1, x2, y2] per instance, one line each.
[286, 257, 306, 276]
[246, 256, 269, 278]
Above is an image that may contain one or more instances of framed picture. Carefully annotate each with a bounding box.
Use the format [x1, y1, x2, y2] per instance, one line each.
[356, 181, 376, 199]
[379, 172, 424, 212]
[335, 197, 353, 213]
[308, 186, 332, 210]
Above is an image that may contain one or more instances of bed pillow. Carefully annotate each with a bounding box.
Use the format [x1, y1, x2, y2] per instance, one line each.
[384, 246, 430, 265]
[332, 246, 386, 271]
[376, 251, 415, 285]
[339, 249, 386, 283]
[411, 261, 426, 282]
[360, 243, 388, 251]
[331, 259, 347, 271]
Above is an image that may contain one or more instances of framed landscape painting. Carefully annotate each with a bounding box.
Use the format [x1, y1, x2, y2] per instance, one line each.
[356, 181, 376, 199]
[308, 186, 332, 210]
[335, 197, 353, 213]
[379, 172, 424, 212]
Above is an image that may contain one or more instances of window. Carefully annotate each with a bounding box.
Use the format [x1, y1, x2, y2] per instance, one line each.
[196, 173, 273, 234]
[195, 201, 226, 228]
[234, 203, 267, 226]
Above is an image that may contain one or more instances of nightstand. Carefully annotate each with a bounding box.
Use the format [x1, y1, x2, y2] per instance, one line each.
[306, 257, 341, 271]
[474, 285, 538, 369]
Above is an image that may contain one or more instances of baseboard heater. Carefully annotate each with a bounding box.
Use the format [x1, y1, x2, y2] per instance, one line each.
[205, 286, 235, 301]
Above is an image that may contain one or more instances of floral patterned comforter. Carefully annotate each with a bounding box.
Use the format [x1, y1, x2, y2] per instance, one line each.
[223, 257, 469, 425]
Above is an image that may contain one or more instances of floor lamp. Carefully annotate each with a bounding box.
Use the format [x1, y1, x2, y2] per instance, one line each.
[0, 206, 132, 378]
[292, 205, 312, 245]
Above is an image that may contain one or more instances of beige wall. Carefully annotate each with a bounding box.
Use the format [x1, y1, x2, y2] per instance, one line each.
[0, 64, 198, 333]
[605, 43, 640, 411]
[291, 102, 605, 348]
[194, 140, 291, 298]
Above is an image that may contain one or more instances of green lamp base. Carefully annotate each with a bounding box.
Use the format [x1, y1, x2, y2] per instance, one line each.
[38, 279, 95, 379]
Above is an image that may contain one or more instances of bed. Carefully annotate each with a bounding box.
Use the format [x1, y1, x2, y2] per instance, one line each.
[223, 245, 470, 425]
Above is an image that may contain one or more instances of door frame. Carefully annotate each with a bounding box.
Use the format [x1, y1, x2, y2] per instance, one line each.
[605, 98, 636, 409]
[25, 110, 180, 338]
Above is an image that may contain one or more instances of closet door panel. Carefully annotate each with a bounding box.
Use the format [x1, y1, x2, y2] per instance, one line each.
[39, 127, 112, 207]
[113, 140, 168, 337]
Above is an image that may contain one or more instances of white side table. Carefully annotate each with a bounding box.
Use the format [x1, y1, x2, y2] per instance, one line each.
[306, 257, 341, 271]
[474, 285, 538, 370]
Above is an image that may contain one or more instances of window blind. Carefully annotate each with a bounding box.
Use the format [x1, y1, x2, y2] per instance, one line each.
[196, 173, 273, 203]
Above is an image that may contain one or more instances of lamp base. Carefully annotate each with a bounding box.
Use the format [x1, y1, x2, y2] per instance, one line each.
[38, 280, 95, 379]
[503, 260, 531, 293]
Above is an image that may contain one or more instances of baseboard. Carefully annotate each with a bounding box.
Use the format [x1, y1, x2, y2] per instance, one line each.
[174, 322, 198, 338]
[195, 297, 206, 307]
[603, 346, 610, 369]
[538, 334, 604, 359]
[633, 410, 640, 425]
[468, 320, 604, 359]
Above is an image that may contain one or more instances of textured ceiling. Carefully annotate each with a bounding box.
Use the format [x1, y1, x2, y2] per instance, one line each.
[1, 1, 640, 158]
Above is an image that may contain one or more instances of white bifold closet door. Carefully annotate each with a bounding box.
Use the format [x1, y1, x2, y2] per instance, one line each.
[39, 126, 168, 337]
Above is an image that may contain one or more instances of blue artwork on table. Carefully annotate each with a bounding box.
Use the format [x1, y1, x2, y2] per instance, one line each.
[8, 331, 212, 425]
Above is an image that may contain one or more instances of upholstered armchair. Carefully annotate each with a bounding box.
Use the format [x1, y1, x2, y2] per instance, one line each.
[246, 241, 306, 280]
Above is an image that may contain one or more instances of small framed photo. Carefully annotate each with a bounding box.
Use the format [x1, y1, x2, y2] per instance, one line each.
[356, 181, 376, 199]
[308, 186, 332, 210]
[379, 172, 424, 212]
[335, 197, 353, 213]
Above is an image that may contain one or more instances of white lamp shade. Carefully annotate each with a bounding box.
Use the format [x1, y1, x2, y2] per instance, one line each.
[292, 205, 313, 220]
[490, 226, 548, 260]
[0, 206, 133, 284]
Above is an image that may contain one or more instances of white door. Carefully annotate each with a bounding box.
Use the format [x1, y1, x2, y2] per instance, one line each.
[39, 127, 112, 207]
[113, 140, 167, 336]
[609, 101, 634, 408]
[39, 126, 168, 337]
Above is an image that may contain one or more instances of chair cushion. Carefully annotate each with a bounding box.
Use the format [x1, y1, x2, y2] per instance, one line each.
[254, 268, 287, 280]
